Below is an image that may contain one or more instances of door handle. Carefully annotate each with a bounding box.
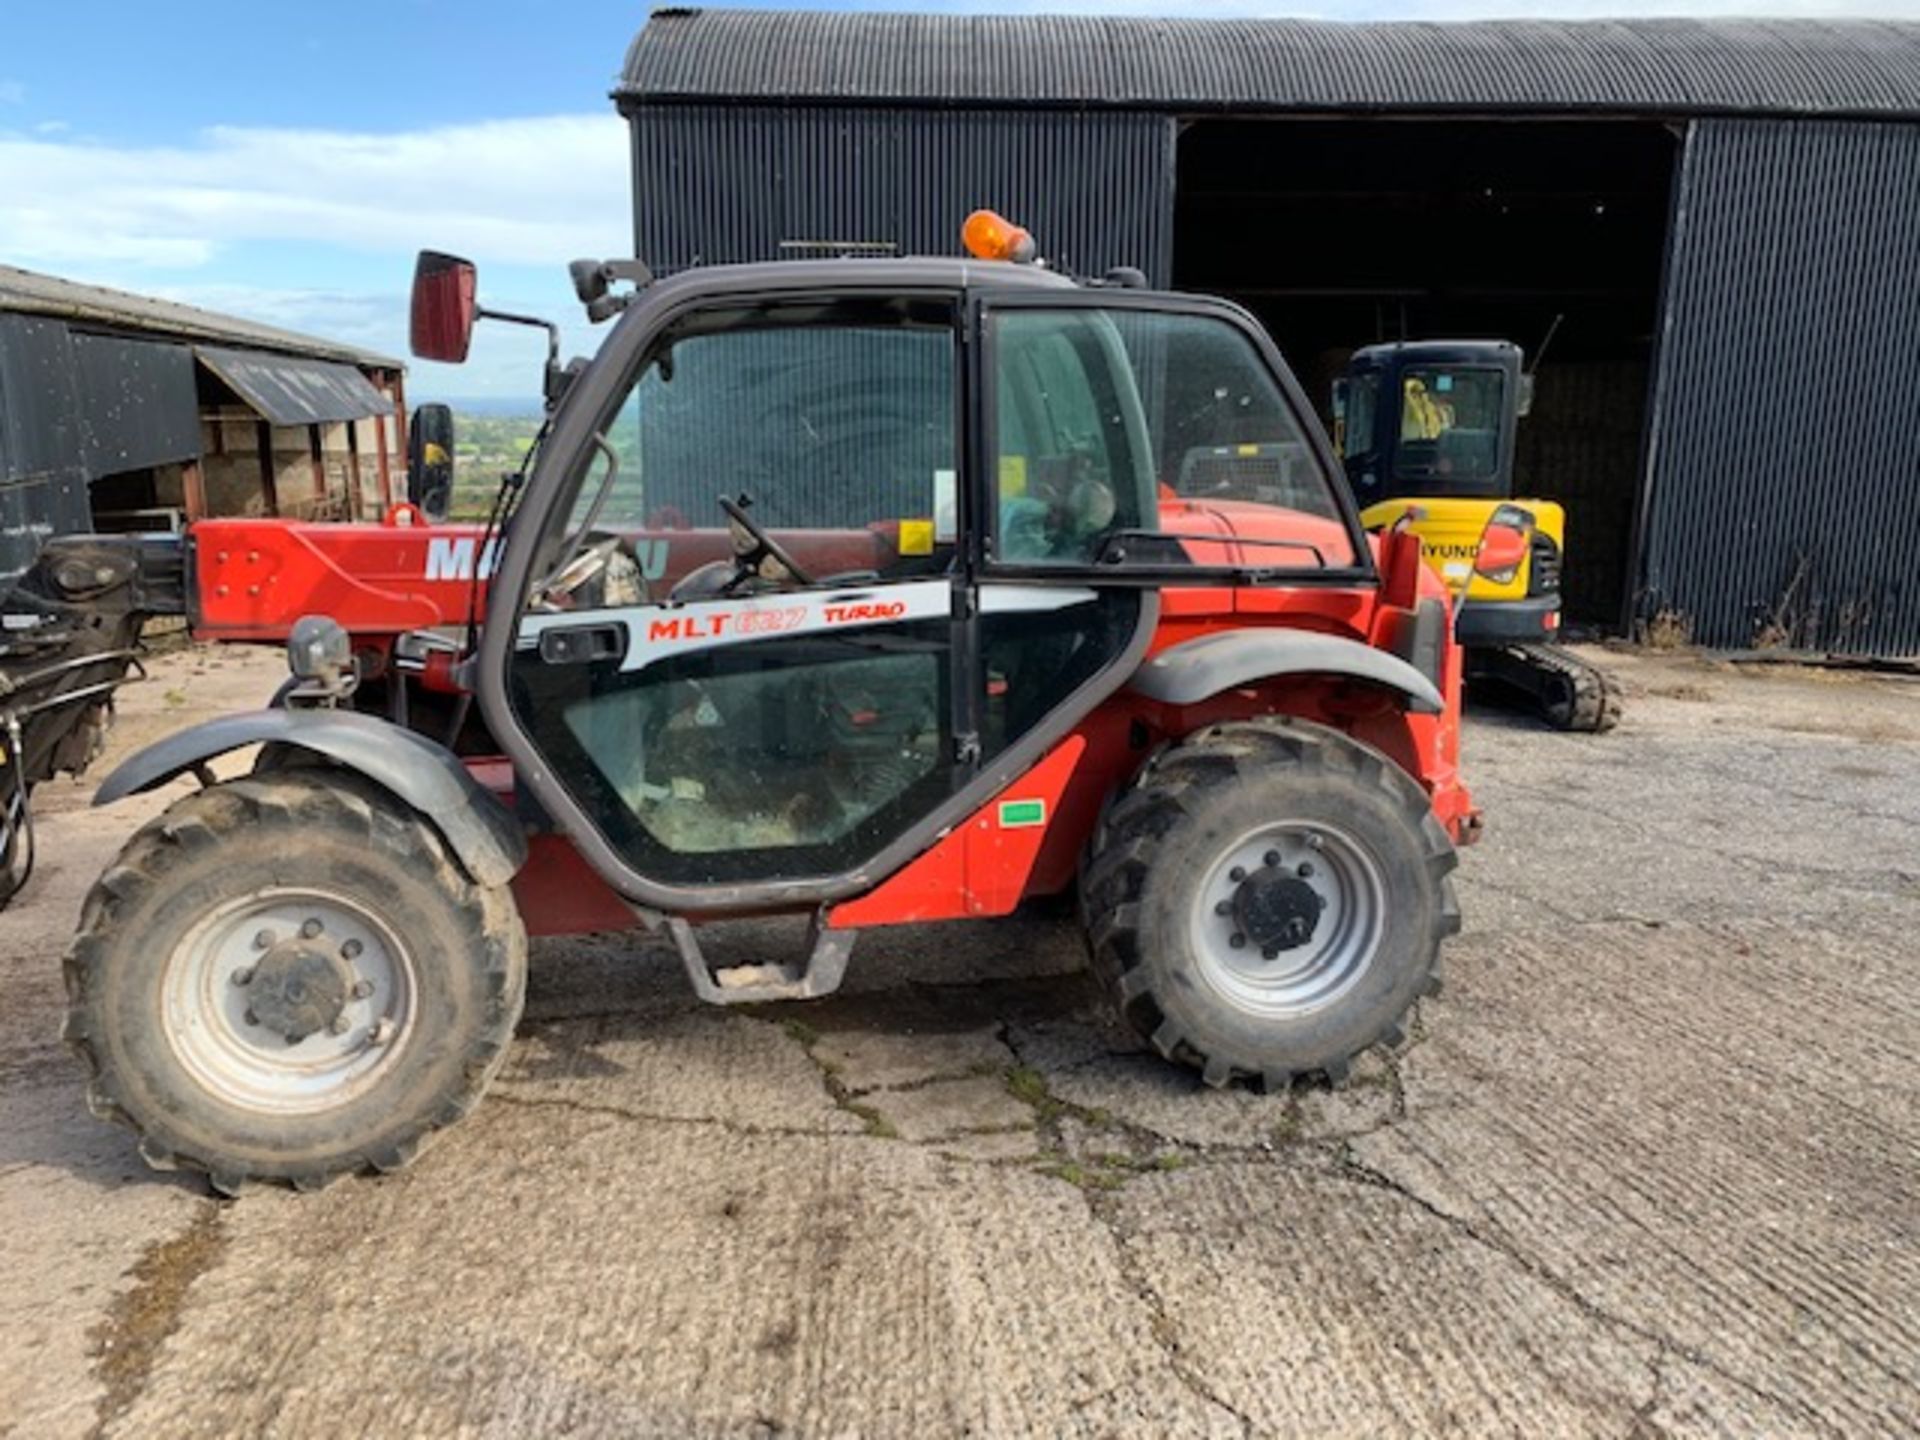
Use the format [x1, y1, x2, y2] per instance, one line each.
[538, 623, 624, 666]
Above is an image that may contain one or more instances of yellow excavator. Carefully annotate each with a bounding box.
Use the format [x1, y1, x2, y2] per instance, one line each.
[1334, 340, 1620, 732]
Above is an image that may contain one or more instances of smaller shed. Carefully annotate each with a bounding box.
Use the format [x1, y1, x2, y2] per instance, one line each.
[0, 266, 407, 585]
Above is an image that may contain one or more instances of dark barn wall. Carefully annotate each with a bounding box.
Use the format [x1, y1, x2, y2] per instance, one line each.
[1643, 119, 1920, 654]
[627, 105, 1175, 284]
[0, 316, 200, 585]
[0, 315, 92, 586]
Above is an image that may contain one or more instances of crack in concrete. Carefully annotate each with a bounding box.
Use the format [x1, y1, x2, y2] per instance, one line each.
[1086, 1188, 1256, 1437]
[87, 1200, 227, 1440]
[487, 1088, 850, 1141]
[763, 1018, 905, 1139]
[1625, 1349, 1672, 1439]
[994, 1021, 1258, 1432]
[1332, 1145, 1832, 1434]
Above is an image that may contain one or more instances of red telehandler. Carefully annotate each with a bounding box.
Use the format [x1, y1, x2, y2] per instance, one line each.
[4, 216, 1488, 1191]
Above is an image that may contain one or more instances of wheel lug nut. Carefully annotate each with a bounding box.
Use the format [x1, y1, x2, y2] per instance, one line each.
[300, 918, 323, 939]
[329, 1014, 352, 1036]
[243, 1009, 259, 1027]
[231, 966, 253, 987]
[351, 979, 374, 1000]
[368, 1018, 396, 1047]
[1228, 866, 1246, 883]
[253, 930, 275, 950]
[1263, 851, 1280, 868]
[1262, 946, 1280, 960]
[1228, 932, 1246, 949]
[1305, 833, 1324, 851]
[1297, 862, 1315, 878]
[1214, 899, 1233, 916]
[340, 939, 363, 960]
[286, 1032, 307, 1047]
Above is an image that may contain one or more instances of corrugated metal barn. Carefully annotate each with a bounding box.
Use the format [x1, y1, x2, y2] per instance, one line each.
[617, 8, 1920, 656]
[0, 267, 407, 587]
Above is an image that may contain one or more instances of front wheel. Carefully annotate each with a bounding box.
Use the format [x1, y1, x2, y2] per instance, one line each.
[1081, 718, 1458, 1089]
[64, 770, 526, 1193]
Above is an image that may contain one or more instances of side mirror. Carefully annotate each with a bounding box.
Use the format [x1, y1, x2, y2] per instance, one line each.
[1516, 373, 1535, 419]
[1474, 521, 1531, 582]
[407, 403, 456, 521]
[410, 251, 477, 362]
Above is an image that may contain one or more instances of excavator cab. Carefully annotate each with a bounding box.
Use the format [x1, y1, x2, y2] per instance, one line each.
[1334, 341, 1618, 731]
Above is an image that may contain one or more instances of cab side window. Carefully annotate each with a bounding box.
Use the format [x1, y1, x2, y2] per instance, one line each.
[990, 311, 1150, 565]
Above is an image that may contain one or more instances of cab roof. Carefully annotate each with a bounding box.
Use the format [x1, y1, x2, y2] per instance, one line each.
[641, 254, 1087, 302]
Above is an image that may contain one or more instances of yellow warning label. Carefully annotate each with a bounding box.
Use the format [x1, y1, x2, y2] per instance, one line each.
[998, 455, 1028, 497]
[898, 518, 935, 556]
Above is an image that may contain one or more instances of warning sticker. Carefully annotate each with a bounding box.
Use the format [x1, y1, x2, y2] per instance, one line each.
[899, 518, 935, 555]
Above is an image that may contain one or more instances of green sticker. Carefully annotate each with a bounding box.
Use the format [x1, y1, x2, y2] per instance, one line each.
[998, 798, 1047, 829]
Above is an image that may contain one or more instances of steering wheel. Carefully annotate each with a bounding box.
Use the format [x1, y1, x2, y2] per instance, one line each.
[719, 493, 814, 587]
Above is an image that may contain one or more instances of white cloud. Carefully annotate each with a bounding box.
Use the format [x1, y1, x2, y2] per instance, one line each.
[32, 119, 69, 135]
[0, 113, 629, 273]
[142, 278, 601, 401]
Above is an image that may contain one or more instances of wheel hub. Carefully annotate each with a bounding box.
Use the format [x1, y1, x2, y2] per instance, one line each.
[1187, 821, 1386, 1019]
[240, 936, 354, 1044]
[1232, 867, 1324, 955]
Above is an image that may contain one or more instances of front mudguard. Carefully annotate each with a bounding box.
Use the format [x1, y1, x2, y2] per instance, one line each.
[94, 708, 527, 887]
[1127, 630, 1443, 714]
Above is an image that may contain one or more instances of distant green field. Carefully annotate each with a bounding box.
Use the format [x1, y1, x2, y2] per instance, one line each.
[449, 412, 543, 519]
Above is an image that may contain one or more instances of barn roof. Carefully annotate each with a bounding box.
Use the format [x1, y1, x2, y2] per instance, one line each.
[618, 8, 1920, 120]
[0, 265, 400, 370]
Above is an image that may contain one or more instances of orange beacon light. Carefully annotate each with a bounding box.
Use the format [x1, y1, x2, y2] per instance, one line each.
[962, 209, 1037, 264]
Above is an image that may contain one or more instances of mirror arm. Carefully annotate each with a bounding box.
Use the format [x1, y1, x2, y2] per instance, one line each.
[476, 306, 567, 410]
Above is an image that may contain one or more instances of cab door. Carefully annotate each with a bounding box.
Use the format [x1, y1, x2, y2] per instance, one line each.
[491, 294, 976, 906]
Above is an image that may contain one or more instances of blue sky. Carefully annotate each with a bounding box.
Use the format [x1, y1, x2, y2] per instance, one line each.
[3, 0, 1914, 399]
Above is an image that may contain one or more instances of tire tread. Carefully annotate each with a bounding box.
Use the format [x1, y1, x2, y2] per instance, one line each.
[65, 769, 526, 1194]
[1080, 716, 1457, 1087]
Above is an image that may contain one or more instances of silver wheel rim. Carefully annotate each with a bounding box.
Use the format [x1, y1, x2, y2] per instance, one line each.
[161, 887, 416, 1116]
[1186, 819, 1386, 1018]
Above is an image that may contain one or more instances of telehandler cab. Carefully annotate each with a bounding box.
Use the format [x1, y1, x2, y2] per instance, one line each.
[47, 217, 1479, 1192]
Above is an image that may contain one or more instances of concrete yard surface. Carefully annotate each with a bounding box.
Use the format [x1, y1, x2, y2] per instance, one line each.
[1, 642, 1916, 1437]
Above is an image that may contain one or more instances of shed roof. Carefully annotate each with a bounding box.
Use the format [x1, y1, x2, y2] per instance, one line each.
[0, 265, 401, 371]
[618, 8, 1920, 120]
[195, 346, 395, 427]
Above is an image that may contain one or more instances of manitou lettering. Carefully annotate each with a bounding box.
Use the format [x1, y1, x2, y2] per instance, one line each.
[425, 536, 502, 582]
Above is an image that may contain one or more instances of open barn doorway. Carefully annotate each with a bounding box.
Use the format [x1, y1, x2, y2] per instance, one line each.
[1172, 118, 1677, 629]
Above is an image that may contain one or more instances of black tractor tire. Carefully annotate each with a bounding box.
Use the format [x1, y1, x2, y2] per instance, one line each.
[64, 769, 526, 1194]
[1080, 717, 1459, 1089]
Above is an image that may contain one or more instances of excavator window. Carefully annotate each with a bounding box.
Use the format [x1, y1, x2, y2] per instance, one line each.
[1337, 371, 1380, 463]
[1395, 366, 1505, 485]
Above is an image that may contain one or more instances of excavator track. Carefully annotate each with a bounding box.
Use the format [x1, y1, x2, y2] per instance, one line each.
[1468, 641, 1622, 733]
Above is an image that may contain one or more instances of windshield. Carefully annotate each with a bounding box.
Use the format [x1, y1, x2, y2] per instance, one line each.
[1394, 365, 1506, 484]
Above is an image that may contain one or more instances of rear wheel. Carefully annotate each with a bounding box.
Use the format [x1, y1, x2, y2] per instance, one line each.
[1081, 718, 1458, 1088]
[64, 770, 526, 1193]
